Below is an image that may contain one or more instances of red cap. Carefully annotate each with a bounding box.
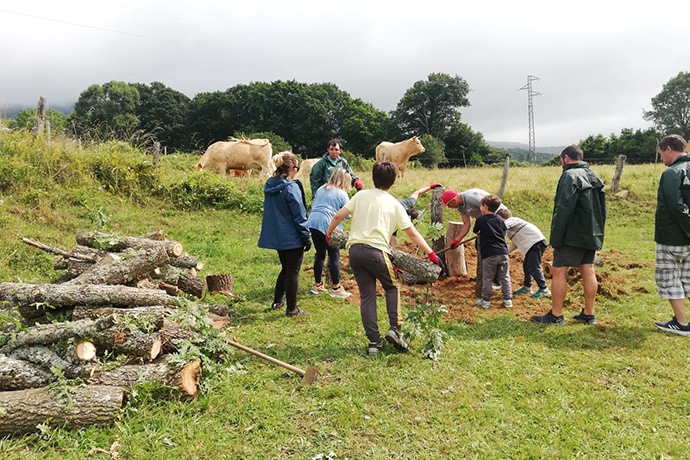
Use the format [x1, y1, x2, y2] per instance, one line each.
[441, 190, 459, 207]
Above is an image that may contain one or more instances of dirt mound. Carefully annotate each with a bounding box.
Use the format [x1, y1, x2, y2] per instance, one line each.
[308, 243, 649, 324]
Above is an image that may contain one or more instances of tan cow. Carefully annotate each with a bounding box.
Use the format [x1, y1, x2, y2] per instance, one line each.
[192, 138, 274, 181]
[375, 136, 425, 179]
[294, 158, 319, 183]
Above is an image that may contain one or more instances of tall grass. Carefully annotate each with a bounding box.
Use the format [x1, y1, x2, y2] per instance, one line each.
[0, 131, 688, 459]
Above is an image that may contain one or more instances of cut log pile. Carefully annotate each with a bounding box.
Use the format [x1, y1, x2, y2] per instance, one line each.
[0, 231, 233, 436]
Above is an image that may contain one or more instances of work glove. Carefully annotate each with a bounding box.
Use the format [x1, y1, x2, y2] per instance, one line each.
[430, 183, 442, 189]
[449, 239, 461, 250]
[304, 240, 312, 252]
[354, 179, 363, 191]
[325, 234, 330, 244]
[427, 251, 439, 265]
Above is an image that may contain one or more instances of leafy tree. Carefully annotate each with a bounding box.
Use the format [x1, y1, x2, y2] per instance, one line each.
[9, 109, 68, 134]
[416, 134, 445, 168]
[482, 147, 512, 165]
[69, 81, 140, 140]
[132, 82, 190, 151]
[579, 134, 610, 160]
[392, 73, 471, 139]
[338, 98, 388, 158]
[443, 123, 491, 167]
[644, 71, 690, 139]
[608, 128, 660, 163]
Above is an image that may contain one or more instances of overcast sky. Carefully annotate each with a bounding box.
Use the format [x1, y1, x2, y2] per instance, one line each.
[1, 1, 688, 147]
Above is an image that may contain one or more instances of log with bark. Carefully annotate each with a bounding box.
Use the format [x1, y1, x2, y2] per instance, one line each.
[9, 346, 82, 378]
[445, 221, 468, 276]
[0, 385, 125, 437]
[72, 305, 171, 324]
[67, 247, 170, 286]
[206, 274, 234, 295]
[0, 355, 54, 390]
[0, 282, 176, 308]
[159, 321, 196, 353]
[85, 358, 201, 397]
[65, 258, 96, 280]
[76, 231, 183, 258]
[90, 328, 162, 362]
[327, 230, 441, 283]
[17, 303, 72, 321]
[0, 315, 116, 354]
[153, 265, 206, 298]
[170, 255, 204, 270]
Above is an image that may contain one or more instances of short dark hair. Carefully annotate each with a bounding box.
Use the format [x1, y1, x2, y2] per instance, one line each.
[659, 134, 687, 153]
[561, 145, 583, 161]
[372, 161, 397, 190]
[480, 194, 501, 212]
[328, 139, 342, 150]
[406, 208, 419, 220]
[496, 209, 512, 219]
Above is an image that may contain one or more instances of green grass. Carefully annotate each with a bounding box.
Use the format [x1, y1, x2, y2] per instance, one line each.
[1, 133, 689, 459]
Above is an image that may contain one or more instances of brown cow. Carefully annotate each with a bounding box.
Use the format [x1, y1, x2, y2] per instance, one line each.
[375, 136, 425, 179]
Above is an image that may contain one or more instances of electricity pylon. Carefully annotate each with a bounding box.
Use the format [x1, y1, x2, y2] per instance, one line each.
[520, 75, 541, 163]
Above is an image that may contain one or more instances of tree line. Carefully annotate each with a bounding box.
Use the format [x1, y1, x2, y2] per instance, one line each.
[8, 71, 690, 165]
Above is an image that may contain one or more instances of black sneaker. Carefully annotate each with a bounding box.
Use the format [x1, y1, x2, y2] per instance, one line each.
[532, 310, 565, 326]
[286, 307, 308, 317]
[573, 308, 597, 325]
[655, 317, 690, 336]
[384, 328, 409, 352]
[368, 339, 386, 356]
[270, 301, 284, 311]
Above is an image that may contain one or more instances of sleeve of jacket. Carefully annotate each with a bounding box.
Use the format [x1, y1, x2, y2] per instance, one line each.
[549, 173, 578, 247]
[285, 183, 311, 244]
[310, 160, 324, 197]
[343, 158, 359, 183]
[662, 169, 690, 238]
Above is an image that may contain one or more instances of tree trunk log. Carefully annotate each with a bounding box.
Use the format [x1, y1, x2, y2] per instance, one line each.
[0, 355, 54, 390]
[177, 273, 207, 298]
[0, 316, 116, 354]
[91, 329, 162, 362]
[445, 221, 467, 276]
[170, 255, 204, 270]
[66, 258, 96, 280]
[159, 321, 196, 353]
[0, 282, 176, 308]
[67, 247, 170, 286]
[9, 346, 81, 377]
[53, 256, 68, 270]
[85, 358, 200, 397]
[76, 231, 183, 257]
[327, 230, 349, 250]
[206, 274, 234, 295]
[390, 249, 442, 283]
[0, 385, 125, 437]
[16, 303, 72, 321]
[139, 230, 165, 241]
[72, 305, 170, 324]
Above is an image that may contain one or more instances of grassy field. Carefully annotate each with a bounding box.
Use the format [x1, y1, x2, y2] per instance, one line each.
[0, 133, 689, 459]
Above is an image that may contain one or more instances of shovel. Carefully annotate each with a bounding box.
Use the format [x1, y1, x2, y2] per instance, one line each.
[435, 235, 477, 256]
[221, 333, 319, 385]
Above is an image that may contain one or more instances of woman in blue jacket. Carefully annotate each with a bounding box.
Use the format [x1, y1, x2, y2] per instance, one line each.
[258, 152, 311, 316]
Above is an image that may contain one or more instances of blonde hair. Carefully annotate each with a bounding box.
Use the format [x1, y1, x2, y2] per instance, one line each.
[325, 168, 351, 192]
[273, 152, 298, 178]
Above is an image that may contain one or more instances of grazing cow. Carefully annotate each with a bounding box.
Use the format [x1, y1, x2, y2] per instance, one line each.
[192, 138, 274, 181]
[375, 136, 425, 179]
[229, 169, 252, 178]
[294, 158, 319, 183]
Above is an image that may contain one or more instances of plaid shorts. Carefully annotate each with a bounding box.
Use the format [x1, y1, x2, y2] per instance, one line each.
[655, 243, 690, 299]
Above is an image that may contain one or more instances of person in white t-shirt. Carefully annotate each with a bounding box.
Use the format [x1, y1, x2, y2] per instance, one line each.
[496, 209, 550, 298]
[326, 161, 438, 356]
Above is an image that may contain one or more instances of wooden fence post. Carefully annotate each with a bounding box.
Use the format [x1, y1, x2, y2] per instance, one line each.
[152, 142, 160, 167]
[498, 156, 510, 198]
[33, 97, 46, 137]
[610, 155, 626, 192]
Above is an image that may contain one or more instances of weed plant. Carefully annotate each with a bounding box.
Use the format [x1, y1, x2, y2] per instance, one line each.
[0, 131, 688, 459]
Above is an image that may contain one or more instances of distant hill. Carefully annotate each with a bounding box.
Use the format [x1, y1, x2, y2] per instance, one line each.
[487, 141, 565, 163]
[1, 103, 73, 118]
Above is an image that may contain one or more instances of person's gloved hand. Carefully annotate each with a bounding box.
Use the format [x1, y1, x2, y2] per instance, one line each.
[325, 234, 330, 244]
[304, 240, 312, 252]
[430, 183, 442, 189]
[354, 179, 363, 191]
[449, 239, 461, 250]
[427, 251, 439, 265]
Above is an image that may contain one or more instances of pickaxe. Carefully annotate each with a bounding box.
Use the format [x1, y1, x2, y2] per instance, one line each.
[221, 334, 319, 385]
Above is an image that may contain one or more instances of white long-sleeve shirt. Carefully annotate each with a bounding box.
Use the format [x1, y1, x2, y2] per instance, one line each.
[504, 216, 546, 254]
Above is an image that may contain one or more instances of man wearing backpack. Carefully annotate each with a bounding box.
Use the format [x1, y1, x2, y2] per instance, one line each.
[654, 135, 690, 336]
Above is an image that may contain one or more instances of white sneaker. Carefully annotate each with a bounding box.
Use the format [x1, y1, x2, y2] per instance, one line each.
[503, 299, 513, 308]
[330, 286, 351, 298]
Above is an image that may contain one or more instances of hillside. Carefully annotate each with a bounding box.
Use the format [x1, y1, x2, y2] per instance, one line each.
[1, 130, 689, 459]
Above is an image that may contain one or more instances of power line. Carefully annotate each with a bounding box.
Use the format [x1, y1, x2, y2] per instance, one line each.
[0, 8, 175, 43]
